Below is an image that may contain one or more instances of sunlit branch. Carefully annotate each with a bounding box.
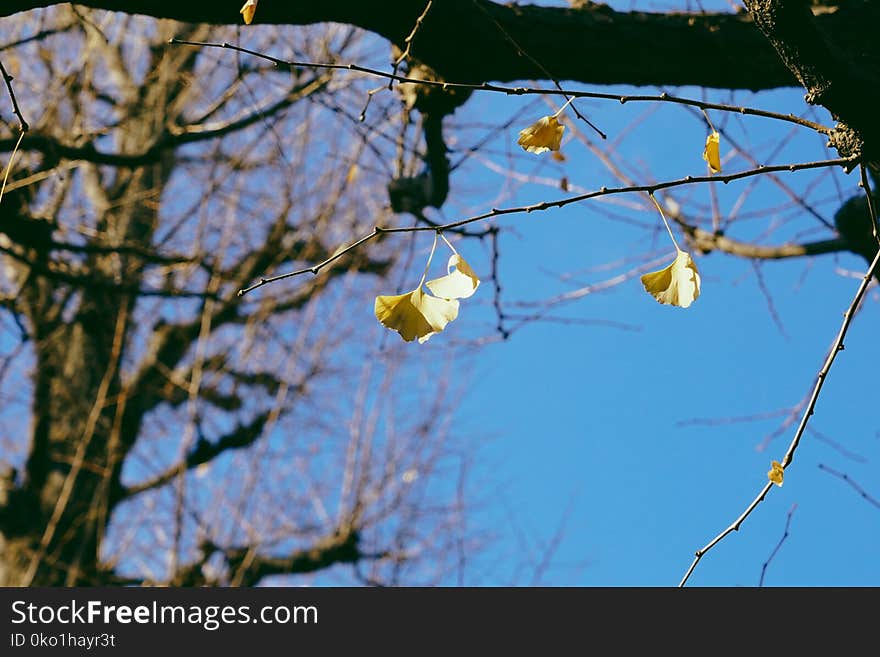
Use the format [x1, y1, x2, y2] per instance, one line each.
[685, 227, 846, 260]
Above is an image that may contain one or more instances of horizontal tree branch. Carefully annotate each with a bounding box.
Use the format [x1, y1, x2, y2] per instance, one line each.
[223, 529, 381, 586]
[0, 75, 327, 164]
[171, 38, 830, 135]
[687, 229, 847, 260]
[7, 0, 862, 90]
[241, 155, 858, 296]
[0, 242, 218, 298]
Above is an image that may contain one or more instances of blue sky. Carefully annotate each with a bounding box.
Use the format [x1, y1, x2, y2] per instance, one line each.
[380, 1, 880, 586]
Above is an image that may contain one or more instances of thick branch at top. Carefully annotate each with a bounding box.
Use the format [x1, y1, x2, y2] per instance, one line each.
[0, 0, 821, 89]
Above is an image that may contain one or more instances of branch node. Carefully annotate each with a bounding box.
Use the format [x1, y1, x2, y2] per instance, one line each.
[827, 123, 865, 161]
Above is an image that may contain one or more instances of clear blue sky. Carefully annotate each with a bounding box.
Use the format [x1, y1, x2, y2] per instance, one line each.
[373, 0, 880, 586]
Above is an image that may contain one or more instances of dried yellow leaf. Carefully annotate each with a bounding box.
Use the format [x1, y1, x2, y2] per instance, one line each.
[425, 254, 480, 300]
[240, 0, 258, 24]
[640, 249, 701, 308]
[374, 287, 459, 344]
[768, 460, 784, 487]
[517, 115, 564, 154]
[703, 131, 721, 173]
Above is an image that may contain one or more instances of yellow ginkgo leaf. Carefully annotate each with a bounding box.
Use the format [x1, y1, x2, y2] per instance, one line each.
[703, 131, 721, 173]
[517, 115, 564, 154]
[374, 287, 459, 344]
[240, 0, 258, 24]
[640, 249, 701, 308]
[425, 254, 480, 300]
[768, 460, 784, 487]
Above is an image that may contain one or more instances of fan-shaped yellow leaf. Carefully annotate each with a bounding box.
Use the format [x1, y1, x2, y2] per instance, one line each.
[640, 249, 701, 308]
[374, 287, 459, 343]
[240, 0, 258, 24]
[768, 460, 784, 487]
[703, 131, 721, 173]
[425, 254, 480, 300]
[517, 115, 564, 154]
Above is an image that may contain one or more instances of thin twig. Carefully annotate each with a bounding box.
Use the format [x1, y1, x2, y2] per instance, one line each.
[0, 58, 28, 132]
[758, 503, 797, 586]
[396, 156, 856, 234]
[467, 0, 605, 138]
[237, 227, 384, 296]
[489, 227, 508, 339]
[807, 427, 868, 463]
[694, 107, 834, 230]
[679, 158, 880, 586]
[238, 157, 854, 296]
[751, 260, 789, 339]
[859, 164, 879, 245]
[389, 1, 433, 89]
[818, 464, 880, 510]
[0, 57, 27, 206]
[168, 38, 831, 135]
